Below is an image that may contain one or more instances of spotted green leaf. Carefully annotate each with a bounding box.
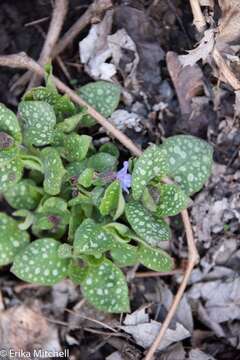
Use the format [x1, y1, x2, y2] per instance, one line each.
[87, 153, 117, 172]
[74, 219, 114, 256]
[125, 201, 170, 246]
[58, 243, 73, 259]
[138, 243, 174, 272]
[78, 168, 94, 188]
[23, 87, 76, 121]
[78, 81, 121, 126]
[155, 183, 189, 217]
[23, 87, 59, 105]
[99, 143, 120, 158]
[63, 134, 92, 162]
[19, 101, 56, 146]
[11, 238, 69, 285]
[4, 179, 42, 210]
[41, 147, 66, 195]
[132, 145, 169, 200]
[0, 158, 23, 192]
[99, 180, 120, 216]
[160, 135, 213, 195]
[0, 213, 30, 266]
[82, 259, 129, 313]
[111, 242, 139, 267]
[0, 104, 22, 163]
[57, 109, 87, 133]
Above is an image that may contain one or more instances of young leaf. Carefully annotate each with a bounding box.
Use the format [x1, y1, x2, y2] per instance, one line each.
[57, 109, 87, 133]
[0, 213, 30, 266]
[18, 101, 56, 146]
[0, 158, 23, 192]
[82, 259, 130, 313]
[0, 104, 22, 142]
[113, 189, 125, 220]
[41, 147, 66, 195]
[74, 219, 114, 256]
[11, 238, 69, 285]
[132, 145, 169, 200]
[111, 242, 139, 267]
[99, 180, 120, 216]
[4, 179, 42, 210]
[138, 243, 174, 272]
[160, 135, 213, 195]
[63, 133, 92, 162]
[125, 201, 170, 246]
[78, 168, 94, 188]
[87, 153, 117, 172]
[68, 261, 88, 284]
[78, 81, 121, 126]
[155, 183, 189, 217]
[0, 104, 22, 162]
[32, 197, 69, 239]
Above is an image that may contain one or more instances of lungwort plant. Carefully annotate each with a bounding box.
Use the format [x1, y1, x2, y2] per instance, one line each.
[0, 71, 213, 313]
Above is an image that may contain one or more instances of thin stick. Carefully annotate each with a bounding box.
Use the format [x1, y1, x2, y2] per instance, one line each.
[11, 0, 112, 91]
[144, 210, 198, 360]
[52, 0, 112, 58]
[0, 53, 198, 359]
[189, 0, 206, 32]
[28, 0, 68, 89]
[135, 269, 182, 278]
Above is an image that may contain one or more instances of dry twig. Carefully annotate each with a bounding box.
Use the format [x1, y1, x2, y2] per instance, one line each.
[189, 0, 206, 32]
[28, 0, 68, 89]
[0, 52, 198, 360]
[11, 0, 112, 91]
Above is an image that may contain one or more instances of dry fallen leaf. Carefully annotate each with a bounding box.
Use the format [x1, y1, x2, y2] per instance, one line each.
[79, 10, 115, 80]
[188, 277, 240, 324]
[179, 29, 215, 67]
[121, 308, 190, 351]
[167, 51, 204, 114]
[189, 349, 216, 360]
[217, 0, 240, 45]
[0, 304, 61, 355]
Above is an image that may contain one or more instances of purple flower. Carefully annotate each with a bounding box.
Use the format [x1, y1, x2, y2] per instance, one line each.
[116, 161, 132, 193]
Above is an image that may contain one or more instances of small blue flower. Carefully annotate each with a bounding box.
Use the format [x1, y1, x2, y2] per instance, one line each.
[116, 161, 132, 193]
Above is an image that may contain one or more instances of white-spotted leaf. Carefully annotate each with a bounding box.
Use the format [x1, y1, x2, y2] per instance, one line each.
[132, 145, 169, 200]
[63, 134, 91, 162]
[41, 147, 66, 195]
[0, 104, 22, 163]
[74, 219, 114, 256]
[99, 180, 120, 216]
[160, 135, 213, 195]
[78, 81, 121, 126]
[138, 243, 174, 272]
[0, 213, 30, 266]
[111, 242, 139, 267]
[125, 201, 170, 246]
[156, 183, 189, 217]
[19, 101, 56, 146]
[11, 238, 69, 285]
[4, 179, 42, 210]
[82, 259, 129, 313]
[0, 158, 23, 192]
